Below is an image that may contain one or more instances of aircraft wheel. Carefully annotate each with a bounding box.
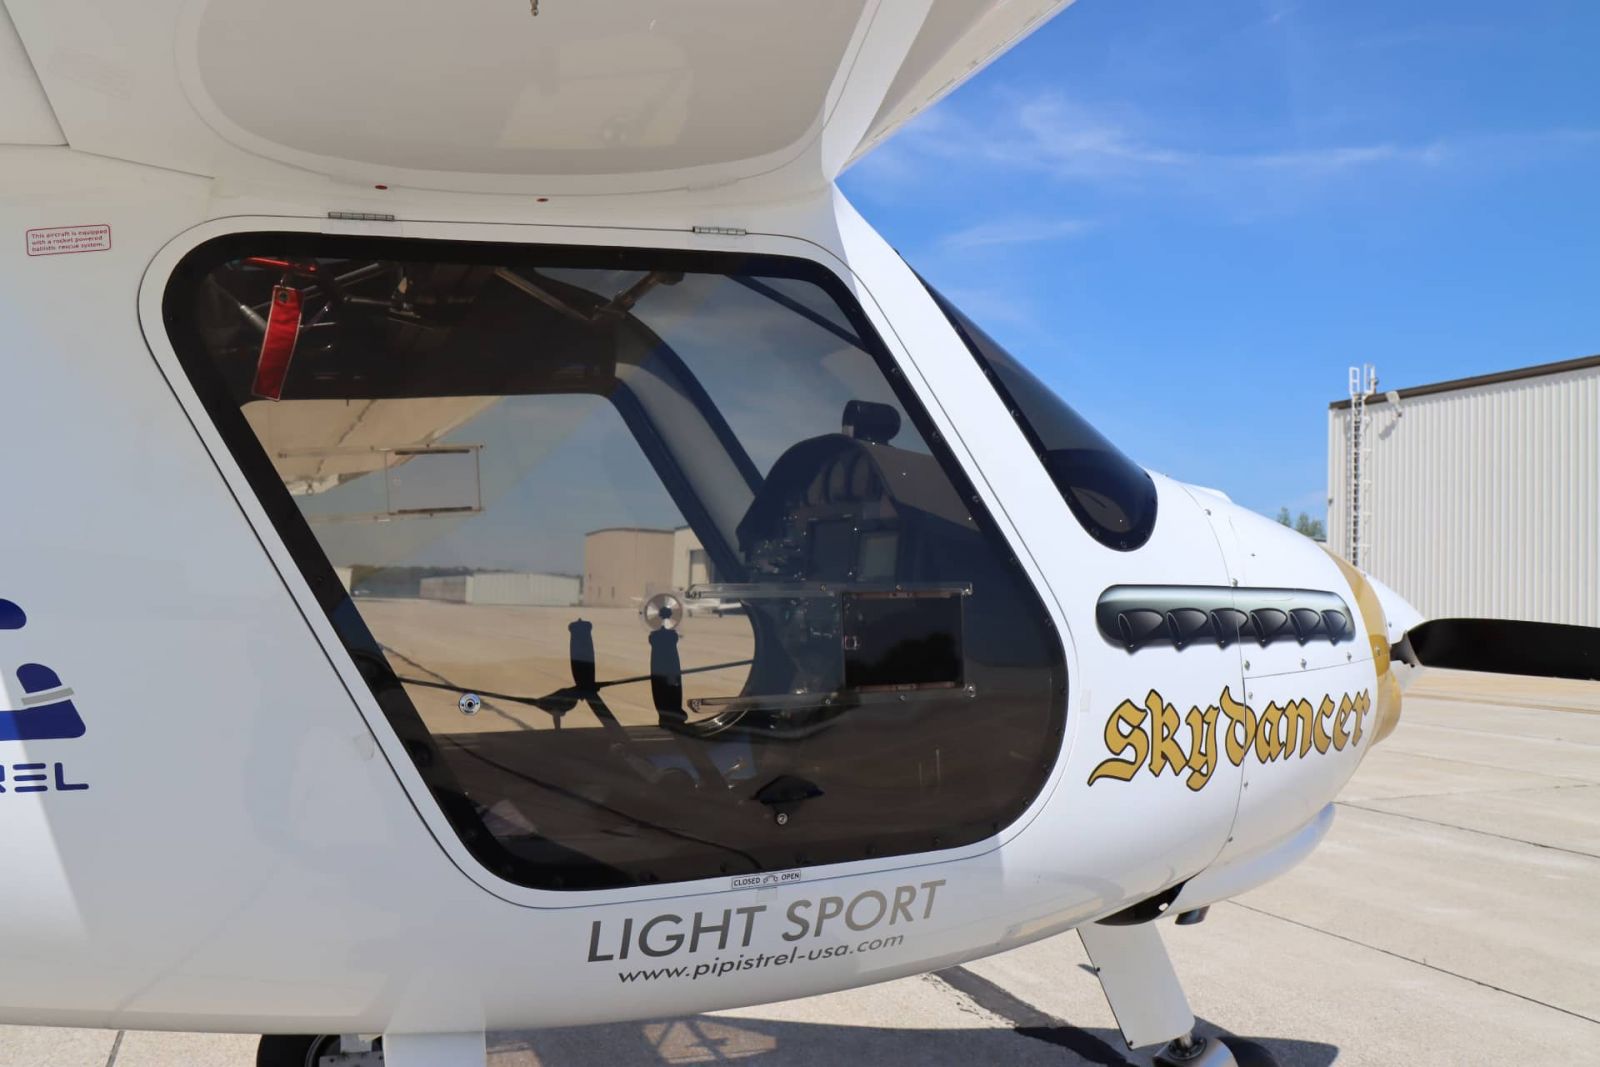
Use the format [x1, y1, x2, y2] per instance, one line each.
[255, 1034, 341, 1067]
[1154, 1034, 1279, 1067]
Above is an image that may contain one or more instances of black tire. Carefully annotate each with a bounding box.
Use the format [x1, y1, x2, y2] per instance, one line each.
[256, 1034, 340, 1067]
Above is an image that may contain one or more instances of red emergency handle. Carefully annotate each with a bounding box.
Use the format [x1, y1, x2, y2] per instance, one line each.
[251, 285, 302, 401]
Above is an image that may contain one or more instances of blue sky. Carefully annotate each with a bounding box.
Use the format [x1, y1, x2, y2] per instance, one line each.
[841, 0, 1600, 522]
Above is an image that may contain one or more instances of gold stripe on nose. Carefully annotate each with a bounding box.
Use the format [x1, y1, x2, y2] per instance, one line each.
[1323, 548, 1402, 746]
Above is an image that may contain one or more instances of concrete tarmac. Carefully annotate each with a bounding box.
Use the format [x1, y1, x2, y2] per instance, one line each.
[3, 668, 1596, 1066]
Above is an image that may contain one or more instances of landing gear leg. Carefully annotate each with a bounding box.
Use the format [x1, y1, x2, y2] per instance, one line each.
[381, 1030, 486, 1067]
[1078, 921, 1267, 1067]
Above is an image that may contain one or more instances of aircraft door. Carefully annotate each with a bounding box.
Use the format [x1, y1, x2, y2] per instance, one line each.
[159, 234, 1071, 893]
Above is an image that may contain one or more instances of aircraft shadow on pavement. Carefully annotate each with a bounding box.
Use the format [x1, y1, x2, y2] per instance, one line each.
[489, 1017, 1337, 1067]
[487, 966, 1338, 1066]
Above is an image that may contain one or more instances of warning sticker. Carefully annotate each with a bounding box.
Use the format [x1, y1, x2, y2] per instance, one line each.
[26, 225, 112, 257]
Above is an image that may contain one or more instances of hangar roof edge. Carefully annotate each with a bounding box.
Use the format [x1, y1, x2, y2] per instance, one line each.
[1329, 354, 1600, 410]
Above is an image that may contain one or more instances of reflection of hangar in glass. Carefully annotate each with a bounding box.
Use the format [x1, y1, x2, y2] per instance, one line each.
[164, 236, 1067, 890]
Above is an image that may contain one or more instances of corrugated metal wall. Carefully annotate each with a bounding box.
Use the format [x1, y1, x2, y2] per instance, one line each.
[1328, 362, 1599, 626]
[418, 575, 469, 603]
[467, 572, 581, 607]
[417, 573, 581, 606]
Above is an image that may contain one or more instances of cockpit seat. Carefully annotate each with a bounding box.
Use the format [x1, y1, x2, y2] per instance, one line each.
[736, 401, 977, 583]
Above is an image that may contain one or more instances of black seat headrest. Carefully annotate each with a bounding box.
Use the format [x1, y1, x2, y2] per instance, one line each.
[841, 400, 900, 444]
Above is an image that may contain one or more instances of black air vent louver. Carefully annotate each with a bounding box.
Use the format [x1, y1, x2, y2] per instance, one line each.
[1097, 586, 1358, 653]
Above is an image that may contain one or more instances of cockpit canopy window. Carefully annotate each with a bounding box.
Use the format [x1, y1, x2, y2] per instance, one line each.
[926, 287, 1158, 551]
[163, 236, 1066, 891]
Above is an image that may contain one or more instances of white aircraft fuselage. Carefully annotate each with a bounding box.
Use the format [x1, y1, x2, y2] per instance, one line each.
[0, 2, 1432, 1054]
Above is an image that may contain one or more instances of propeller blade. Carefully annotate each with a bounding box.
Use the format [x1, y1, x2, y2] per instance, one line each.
[1394, 618, 1600, 682]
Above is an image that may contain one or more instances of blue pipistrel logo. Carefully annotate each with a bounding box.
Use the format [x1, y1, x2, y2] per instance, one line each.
[0, 599, 86, 741]
[0, 599, 89, 794]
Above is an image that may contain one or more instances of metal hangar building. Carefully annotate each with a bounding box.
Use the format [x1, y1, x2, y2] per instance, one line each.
[1328, 355, 1599, 627]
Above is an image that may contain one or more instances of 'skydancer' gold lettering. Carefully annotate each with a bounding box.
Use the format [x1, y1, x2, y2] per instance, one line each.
[1149, 691, 1188, 780]
[1184, 702, 1220, 792]
[1088, 697, 1150, 785]
[1087, 687, 1373, 791]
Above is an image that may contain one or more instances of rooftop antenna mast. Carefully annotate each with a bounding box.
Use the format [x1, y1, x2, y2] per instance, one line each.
[1347, 364, 1377, 569]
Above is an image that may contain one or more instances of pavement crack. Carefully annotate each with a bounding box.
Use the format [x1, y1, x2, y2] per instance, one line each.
[1336, 801, 1600, 860]
[1412, 693, 1600, 716]
[1226, 901, 1600, 1028]
[1349, 781, 1596, 804]
[932, 966, 1133, 1065]
[104, 1030, 124, 1067]
[1376, 747, 1600, 785]
[1406, 722, 1600, 748]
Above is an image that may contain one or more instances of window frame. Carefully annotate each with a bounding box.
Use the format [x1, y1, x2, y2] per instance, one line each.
[157, 230, 1070, 894]
[924, 285, 1159, 552]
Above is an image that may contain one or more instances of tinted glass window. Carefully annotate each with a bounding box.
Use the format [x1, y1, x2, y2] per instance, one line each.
[165, 237, 1066, 890]
[927, 287, 1157, 550]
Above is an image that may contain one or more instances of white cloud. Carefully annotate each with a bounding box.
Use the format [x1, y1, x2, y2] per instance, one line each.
[872, 89, 1454, 190]
[934, 285, 1035, 329]
[939, 217, 1095, 251]
[1242, 142, 1444, 170]
[997, 92, 1445, 179]
[1258, 0, 1301, 28]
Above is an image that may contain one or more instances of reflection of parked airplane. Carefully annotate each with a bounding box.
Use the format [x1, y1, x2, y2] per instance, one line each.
[2, 3, 1595, 1066]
